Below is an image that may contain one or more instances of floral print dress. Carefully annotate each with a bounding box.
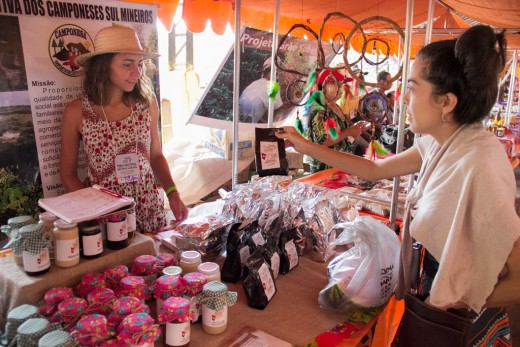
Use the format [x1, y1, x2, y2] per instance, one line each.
[81, 94, 166, 233]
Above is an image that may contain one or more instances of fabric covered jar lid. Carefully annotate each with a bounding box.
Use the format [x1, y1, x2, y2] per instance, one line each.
[3, 304, 40, 344]
[131, 255, 157, 275]
[154, 275, 184, 300]
[119, 276, 145, 290]
[88, 287, 115, 304]
[76, 272, 107, 298]
[155, 253, 175, 270]
[38, 329, 75, 347]
[117, 313, 159, 345]
[157, 297, 192, 324]
[44, 287, 74, 306]
[181, 272, 207, 295]
[199, 281, 238, 311]
[111, 296, 141, 315]
[17, 317, 51, 335]
[8, 215, 34, 228]
[74, 313, 110, 346]
[51, 297, 87, 323]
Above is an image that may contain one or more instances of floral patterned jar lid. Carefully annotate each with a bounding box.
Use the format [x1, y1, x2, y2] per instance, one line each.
[153, 275, 184, 300]
[131, 255, 157, 276]
[157, 296, 192, 324]
[117, 313, 160, 345]
[155, 253, 176, 272]
[75, 272, 107, 298]
[88, 287, 115, 315]
[44, 287, 74, 306]
[115, 276, 147, 301]
[73, 313, 111, 346]
[50, 297, 87, 325]
[104, 265, 129, 289]
[181, 272, 208, 296]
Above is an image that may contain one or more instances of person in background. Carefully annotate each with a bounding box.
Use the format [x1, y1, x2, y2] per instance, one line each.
[239, 58, 283, 123]
[277, 25, 520, 345]
[306, 69, 369, 172]
[60, 25, 189, 233]
[385, 90, 398, 124]
[376, 70, 393, 94]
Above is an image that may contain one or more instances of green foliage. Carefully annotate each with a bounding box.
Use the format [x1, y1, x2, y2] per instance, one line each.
[0, 168, 42, 225]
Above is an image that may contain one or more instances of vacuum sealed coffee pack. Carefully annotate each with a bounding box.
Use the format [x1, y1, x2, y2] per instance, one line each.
[255, 128, 288, 177]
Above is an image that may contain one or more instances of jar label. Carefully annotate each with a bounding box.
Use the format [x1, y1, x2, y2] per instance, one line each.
[55, 238, 80, 261]
[258, 263, 276, 301]
[82, 234, 103, 255]
[165, 321, 190, 345]
[107, 221, 128, 241]
[202, 305, 227, 328]
[23, 249, 50, 272]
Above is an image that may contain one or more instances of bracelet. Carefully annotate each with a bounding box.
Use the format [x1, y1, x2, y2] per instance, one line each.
[165, 185, 178, 197]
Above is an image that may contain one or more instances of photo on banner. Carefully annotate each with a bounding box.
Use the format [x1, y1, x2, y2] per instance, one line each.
[188, 27, 339, 132]
[0, 0, 158, 224]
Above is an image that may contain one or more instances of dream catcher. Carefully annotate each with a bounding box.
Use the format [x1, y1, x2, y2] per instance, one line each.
[341, 16, 406, 159]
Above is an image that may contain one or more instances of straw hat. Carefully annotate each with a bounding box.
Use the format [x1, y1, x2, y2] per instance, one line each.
[76, 26, 158, 66]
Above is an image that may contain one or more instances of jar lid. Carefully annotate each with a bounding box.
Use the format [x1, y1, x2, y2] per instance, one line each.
[112, 296, 141, 315]
[199, 281, 238, 311]
[7, 304, 39, 321]
[44, 287, 74, 306]
[154, 275, 184, 300]
[19, 223, 45, 238]
[8, 215, 33, 228]
[162, 266, 182, 276]
[119, 275, 145, 289]
[197, 262, 220, 276]
[76, 313, 109, 334]
[17, 317, 50, 334]
[88, 287, 115, 304]
[55, 297, 87, 319]
[180, 250, 201, 263]
[78, 220, 101, 232]
[157, 297, 191, 324]
[54, 219, 77, 229]
[155, 253, 175, 269]
[39, 212, 58, 222]
[118, 312, 159, 343]
[38, 329, 75, 347]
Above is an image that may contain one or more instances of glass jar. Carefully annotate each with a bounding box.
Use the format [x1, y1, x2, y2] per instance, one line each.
[8, 215, 34, 266]
[53, 219, 80, 268]
[179, 251, 201, 275]
[106, 213, 128, 250]
[38, 212, 57, 259]
[163, 266, 183, 277]
[126, 207, 136, 239]
[160, 297, 191, 347]
[79, 221, 103, 259]
[199, 281, 237, 335]
[197, 262, 221, 282]
[19, 224, 50, 276]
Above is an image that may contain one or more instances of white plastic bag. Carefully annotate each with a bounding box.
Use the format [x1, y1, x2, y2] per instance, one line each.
[318, 216, 401, 311]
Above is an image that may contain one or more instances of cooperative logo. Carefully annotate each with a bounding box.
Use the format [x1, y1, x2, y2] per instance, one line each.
[49, 24, 93, 77]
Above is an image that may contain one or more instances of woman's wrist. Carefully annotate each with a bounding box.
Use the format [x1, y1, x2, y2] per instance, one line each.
[165, 185, 179, 197]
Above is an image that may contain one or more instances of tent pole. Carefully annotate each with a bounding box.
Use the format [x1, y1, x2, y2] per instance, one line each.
[389, 0, 414, 228]
[267, 0, 281, 128]
[505, 50, 518, 126]
[425, 0, 434, 45]
[232, 0, 241, 189]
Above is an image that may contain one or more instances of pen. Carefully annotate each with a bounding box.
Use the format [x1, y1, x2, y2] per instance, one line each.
[98, 187, 123, 198]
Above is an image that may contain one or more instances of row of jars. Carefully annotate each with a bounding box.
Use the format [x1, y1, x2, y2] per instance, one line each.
[5, 211, 134, 276]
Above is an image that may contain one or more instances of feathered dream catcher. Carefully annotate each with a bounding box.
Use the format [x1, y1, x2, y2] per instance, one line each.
[274, 13, 406, 160]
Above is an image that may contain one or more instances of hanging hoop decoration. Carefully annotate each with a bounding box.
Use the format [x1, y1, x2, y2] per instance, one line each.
[331, 32, 346, 55]
[321, 71, 341, 101]
[358, 90, 388, 124]
[286, 79, 309, 106]
[363, 38, 391, 66]
[342, 16, 405, 88]
[275, 24, 320, 77]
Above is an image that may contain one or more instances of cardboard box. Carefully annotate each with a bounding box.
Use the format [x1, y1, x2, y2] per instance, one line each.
[203, 128, 255, 160]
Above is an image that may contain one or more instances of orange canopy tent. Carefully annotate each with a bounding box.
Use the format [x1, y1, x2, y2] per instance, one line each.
[121, 0, 520, 54]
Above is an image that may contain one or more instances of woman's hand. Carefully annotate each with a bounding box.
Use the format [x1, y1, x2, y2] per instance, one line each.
[168, 192, 189, 222]
[344, 121, 367, 138]
[274, 126, 308, 152]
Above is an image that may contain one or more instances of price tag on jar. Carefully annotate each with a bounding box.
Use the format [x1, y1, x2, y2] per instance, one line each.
[115, 153, 140, 183]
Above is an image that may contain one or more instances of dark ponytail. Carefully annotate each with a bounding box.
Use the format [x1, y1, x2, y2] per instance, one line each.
[417, 25, 507, 124]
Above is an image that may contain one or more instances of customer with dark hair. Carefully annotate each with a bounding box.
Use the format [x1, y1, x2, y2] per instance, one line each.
[376, 70, 392, 93]
[277, 25, 520, 346]
[60, 26, 189, 233]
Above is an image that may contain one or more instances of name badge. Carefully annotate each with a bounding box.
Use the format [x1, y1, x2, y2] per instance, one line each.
[115, 153, 140, 183]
